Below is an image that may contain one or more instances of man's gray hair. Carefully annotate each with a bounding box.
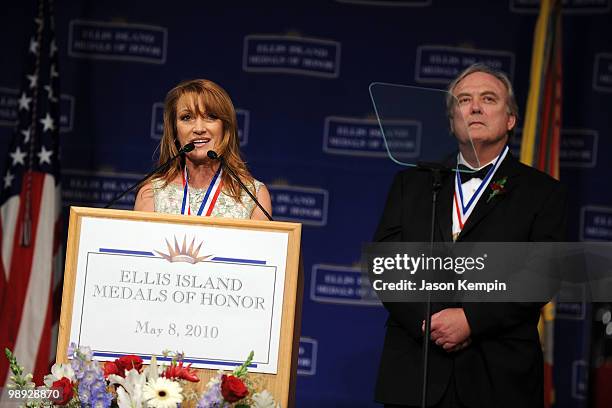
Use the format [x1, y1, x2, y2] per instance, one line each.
[446, 64, 519, 136]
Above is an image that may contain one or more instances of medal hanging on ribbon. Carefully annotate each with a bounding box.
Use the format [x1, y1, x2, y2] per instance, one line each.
[181, 165, 223, 216]
[453, 145, 508, 231]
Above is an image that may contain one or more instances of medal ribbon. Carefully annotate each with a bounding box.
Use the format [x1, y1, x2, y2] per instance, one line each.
[181, 165, 223, 216]
[453, 146, 508, 230]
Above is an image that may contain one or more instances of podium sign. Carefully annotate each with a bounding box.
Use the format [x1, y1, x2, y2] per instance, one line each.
[57, 207, 303, 405]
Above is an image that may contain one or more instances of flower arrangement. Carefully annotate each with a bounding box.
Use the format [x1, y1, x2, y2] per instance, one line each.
[4, 344, 280, 408]
[197, 351, 279, 408]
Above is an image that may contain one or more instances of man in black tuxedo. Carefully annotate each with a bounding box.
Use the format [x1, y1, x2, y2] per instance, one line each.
[374, 64, 566, 408]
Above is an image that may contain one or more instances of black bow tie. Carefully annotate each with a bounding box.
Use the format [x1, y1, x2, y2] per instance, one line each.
[457, 163, 493, 183]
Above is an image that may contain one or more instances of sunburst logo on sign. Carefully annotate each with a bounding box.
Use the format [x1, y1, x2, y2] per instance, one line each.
[155, 236, 212, 264]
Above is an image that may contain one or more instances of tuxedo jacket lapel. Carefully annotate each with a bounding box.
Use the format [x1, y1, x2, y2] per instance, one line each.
[457, 154, 520, 241]
[436, 171, 455, 242]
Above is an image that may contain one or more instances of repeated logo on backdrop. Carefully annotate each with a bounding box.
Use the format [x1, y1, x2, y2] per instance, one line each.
[571, 360, 589, 400]
[268, 185, 329, 226]
[558, 129, 599, 168]
[415, 45, 515, 83]
[297, 337, 318, 376]
[59, 95, 75, 133]
[508, 128, 599, 168]
[243, 35, 341, 78]
[323, 116, 421, 158]
[0, 87, 18, 126]
[68, 20, 167, 64]
[62, 170, 143, 209]
[593, 53, 612, 92]
[580, 206, 612, 241]
[557, 298, 588, 320]
[235, 110, 250, 147]
[150, 102, 164, 139]
[0, 87, 73, 132]
[310, 264, 380, 306]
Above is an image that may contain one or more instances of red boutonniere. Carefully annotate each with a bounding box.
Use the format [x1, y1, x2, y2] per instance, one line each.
[487, 176, 507, 203]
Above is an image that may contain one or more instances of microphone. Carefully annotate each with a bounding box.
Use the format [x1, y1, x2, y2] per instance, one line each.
[104, 142, 195, 209]
[207, 150, 274, 221]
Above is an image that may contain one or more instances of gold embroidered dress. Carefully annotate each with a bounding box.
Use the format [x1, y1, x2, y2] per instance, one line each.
[151, 178, 263, 219]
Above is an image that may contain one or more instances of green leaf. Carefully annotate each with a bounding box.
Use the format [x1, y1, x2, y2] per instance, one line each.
[233, 351, 254, 378]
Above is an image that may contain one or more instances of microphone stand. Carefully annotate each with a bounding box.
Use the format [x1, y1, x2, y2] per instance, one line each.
[104, 143, 195, 209]
[416, 160, 449, 408]
[207, 150, 273, 221]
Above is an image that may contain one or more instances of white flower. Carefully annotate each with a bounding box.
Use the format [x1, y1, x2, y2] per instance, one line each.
[43, 363, 75, 387]
[252, 390, 281, 408]
[142, 377, 183, 408]
[143, 355, 159, 381]
[108, 368, 147, 408]
[116, 386, 137, 408]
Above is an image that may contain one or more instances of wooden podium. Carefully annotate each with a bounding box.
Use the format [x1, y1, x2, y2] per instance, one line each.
[57, 207, 303, 407]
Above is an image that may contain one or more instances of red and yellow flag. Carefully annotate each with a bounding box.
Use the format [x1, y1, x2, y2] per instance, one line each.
[520, 0, 563, 406]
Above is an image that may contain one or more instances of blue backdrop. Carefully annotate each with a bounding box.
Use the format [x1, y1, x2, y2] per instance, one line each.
[1, 1, 611, 406]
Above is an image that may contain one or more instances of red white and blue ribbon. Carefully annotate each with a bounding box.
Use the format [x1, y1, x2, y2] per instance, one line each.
[453, 145, 508, 230]
[181, 165, 223, 216]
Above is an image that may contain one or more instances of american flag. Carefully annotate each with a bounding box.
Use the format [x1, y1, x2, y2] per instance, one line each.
[0, 0, 62, 385]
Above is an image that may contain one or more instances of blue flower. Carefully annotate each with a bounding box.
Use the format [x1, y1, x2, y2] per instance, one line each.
[197, 377, 223, 408]
[80, 368, 98, 386]
[71, 359, 86, 380]
[78, 382, 92, 405]
[90, 379, 107, 395]
[67, 342, 77, 358]
[77, 345, 93, 361]
[90, 389, 113, 408]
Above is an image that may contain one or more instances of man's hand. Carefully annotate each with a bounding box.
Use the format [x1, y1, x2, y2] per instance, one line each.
[446, 338, 472, 352]
[422, 308, 472, 352]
